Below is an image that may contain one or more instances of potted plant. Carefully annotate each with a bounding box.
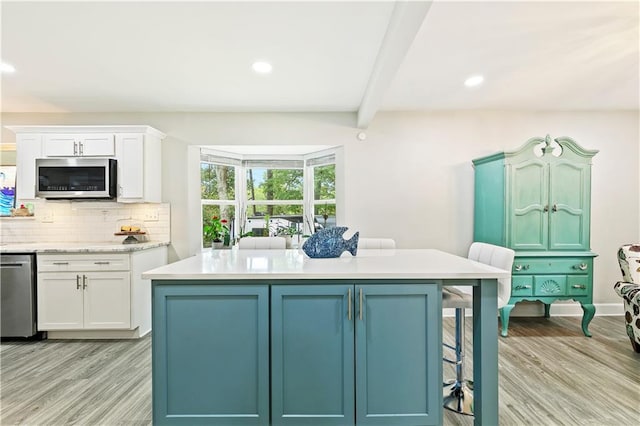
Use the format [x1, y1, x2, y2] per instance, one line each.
[204, 216, 230, 249]
[276, 223, 301, 248]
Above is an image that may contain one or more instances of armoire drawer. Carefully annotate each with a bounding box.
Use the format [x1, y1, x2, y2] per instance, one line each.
[511, 276, 533, 296]
[513, 258, 591, 275]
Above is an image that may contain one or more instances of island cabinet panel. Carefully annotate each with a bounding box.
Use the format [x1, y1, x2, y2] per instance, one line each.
[271, 285, 355, 426]
[271, 283, 442, 426]
[152, 284, 269, 425]
[354, 284, 441, 426]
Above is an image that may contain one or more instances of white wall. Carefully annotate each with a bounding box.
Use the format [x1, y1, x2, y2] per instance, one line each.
[2, 111, 638, 314]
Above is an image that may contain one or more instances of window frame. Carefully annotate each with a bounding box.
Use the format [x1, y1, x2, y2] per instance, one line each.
[199, 148, 337, 249]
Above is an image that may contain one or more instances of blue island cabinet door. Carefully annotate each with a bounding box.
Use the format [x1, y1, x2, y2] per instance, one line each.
[355, 284, 442, 426]
[152, 283, 269, 425]
[271, 284, 355, 426]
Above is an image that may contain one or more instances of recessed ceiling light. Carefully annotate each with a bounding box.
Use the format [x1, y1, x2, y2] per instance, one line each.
[0, 62, 16, 73]
[464, 75, 484, 87]
[252, 61, 272, 74]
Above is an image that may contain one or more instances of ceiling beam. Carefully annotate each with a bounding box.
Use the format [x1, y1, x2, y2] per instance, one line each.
[357, 0, 433, 129]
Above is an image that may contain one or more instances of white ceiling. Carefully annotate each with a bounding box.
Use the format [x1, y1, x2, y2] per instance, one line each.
[1, 1, 638, 128]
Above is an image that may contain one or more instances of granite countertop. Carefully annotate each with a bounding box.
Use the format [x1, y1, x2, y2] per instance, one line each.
[142, 248, 510, 281]
[0, 241, 170, 254]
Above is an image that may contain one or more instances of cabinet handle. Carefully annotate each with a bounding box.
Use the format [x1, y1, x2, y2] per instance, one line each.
[79, 141, 84, 156]
[76, 275, 81, 289]
[515, 285, 532, 290]
[94, 261, 110, 265]
[73, 141, 78, 156]
[347, 289, 352, 321]
[83, 275, 87, 289]
[572, 284, 587, 289]
[359, 288, 363, 321]
[543, 205, 549, 212]
[552, 204, 558, 212]
[53, 262, 69, 265]
[514, 265, 523, 271]
[575, 263, 588, 271]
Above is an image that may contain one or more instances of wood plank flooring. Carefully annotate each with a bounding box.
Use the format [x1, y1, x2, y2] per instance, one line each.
[1, 316, 638, 425]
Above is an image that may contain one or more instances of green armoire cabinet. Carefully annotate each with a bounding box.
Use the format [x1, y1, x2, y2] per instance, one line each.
[473, 135, 598, 337]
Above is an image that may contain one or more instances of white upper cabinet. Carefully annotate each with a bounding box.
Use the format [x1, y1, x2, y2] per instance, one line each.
[14, 133, 42, 199]
[6, 125, 165, 203]
[43, 133, 115, 157]
[115, 132, 163, 203]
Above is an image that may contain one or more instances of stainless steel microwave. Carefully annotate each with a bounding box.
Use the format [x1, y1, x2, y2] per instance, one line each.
[35, 158, 117, 199]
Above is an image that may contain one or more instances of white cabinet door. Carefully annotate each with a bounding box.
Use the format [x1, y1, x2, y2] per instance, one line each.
[43, 134, 77, 156]
[15, 133, 42, 199]
[37, 273, 84, 330]
[115, 133, 145, 200]
[43, 134, 114, 157]
[83, 272, 131, 329]
[78, 134, 115, 156]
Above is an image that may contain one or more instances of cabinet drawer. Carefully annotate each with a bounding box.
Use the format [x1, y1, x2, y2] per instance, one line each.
[567, 275, 590, 296]
[513, 258, 591, 275]
[511, 276, 533, 296]
[533, 275, 567, 296]
[38, 253, 130, 272]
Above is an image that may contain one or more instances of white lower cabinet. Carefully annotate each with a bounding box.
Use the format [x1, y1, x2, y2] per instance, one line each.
[38, 271, 130, 330]
[37, 246, 167, 338]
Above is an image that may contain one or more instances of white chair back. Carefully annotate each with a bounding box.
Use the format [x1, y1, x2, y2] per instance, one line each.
[467, 242, 515, 308]
[238, 237, 286, 249]
[358, 238, 396, 249]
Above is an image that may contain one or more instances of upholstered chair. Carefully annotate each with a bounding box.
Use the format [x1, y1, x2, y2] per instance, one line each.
[238, 236, 286, 249]
[442, 242, 515, 416]
[357, 238, 397, 249]
[614, 244, 640, 353]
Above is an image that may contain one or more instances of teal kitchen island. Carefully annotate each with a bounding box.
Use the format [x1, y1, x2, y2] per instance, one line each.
[143, 249, 510, 426]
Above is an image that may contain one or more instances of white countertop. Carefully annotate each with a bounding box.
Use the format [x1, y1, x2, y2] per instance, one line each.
[0, 241, 169, 253]
[142, 248, 510, 280]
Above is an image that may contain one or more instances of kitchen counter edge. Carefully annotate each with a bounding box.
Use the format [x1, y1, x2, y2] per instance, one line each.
[0, 241, 170, 254]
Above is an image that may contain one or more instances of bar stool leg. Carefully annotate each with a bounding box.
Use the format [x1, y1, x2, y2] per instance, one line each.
[443, 307, 474, 416]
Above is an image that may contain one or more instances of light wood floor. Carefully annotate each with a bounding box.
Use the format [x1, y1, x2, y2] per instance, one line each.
[1, 316, 638, 425]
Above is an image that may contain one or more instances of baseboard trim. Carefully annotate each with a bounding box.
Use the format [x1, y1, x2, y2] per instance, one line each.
[46, 328, 145, 339]
[443, 302, 623, 317]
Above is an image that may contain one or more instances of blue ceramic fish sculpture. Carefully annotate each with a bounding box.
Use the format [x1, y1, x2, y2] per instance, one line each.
[302, 227, 360, 258]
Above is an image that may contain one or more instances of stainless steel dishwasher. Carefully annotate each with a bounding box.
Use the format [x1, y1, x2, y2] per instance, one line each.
[0, 253, 39, 338]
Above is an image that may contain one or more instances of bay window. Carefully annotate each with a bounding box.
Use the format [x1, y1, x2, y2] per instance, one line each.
[200, 149, 337, 249]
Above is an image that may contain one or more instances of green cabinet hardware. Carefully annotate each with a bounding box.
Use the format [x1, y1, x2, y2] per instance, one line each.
[474, 135, 598, 337]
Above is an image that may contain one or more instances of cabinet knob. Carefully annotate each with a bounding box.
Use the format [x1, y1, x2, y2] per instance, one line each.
[543, 205, 549, 212]
[552, 204, 558, 212]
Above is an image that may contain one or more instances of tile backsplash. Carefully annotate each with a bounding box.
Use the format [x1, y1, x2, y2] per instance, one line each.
[0, 201, 170, 244]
